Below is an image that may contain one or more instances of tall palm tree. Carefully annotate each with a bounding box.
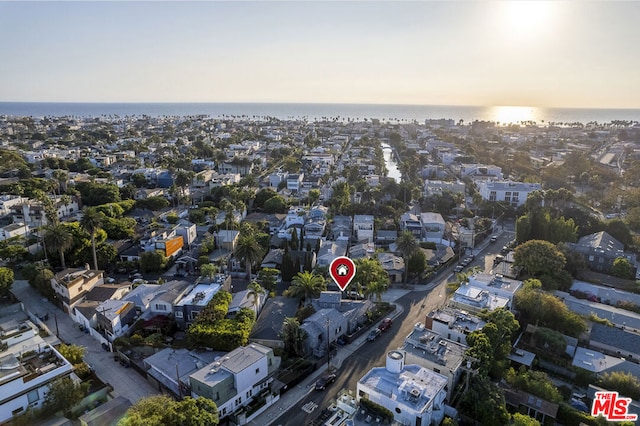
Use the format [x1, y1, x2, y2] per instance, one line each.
[396, 231, 419, 283]
[287, 271, 326, 306]
[281, 317, 307, 358]
[234, 234, 264, 279]
[80, 207, 104, 270]
[247, 281, 265, 307]
[44, 224, 73, 270]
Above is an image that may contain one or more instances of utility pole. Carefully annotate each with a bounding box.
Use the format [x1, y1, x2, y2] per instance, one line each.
[326, 318, 331, 370]
[53, 312, 59, 338]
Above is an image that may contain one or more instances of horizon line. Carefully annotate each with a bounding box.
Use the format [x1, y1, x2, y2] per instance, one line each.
[1, 100, 640, 111]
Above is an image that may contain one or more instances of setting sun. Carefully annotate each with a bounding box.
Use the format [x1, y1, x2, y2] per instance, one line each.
[501, 1, 556, 38]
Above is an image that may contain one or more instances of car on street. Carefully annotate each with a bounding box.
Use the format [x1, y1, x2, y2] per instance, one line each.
[379, 318, 393, 331]
[367, 328, 381, 342]
[315, 373, 337, 390]
[490, 235, 498, 243]
[454, 265, 464, 273]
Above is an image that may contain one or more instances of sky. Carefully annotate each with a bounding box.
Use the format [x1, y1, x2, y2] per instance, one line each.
[1, 1, 639, 108]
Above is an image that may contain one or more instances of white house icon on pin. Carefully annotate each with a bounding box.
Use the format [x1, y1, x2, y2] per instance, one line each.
[336, 264, 349, 276]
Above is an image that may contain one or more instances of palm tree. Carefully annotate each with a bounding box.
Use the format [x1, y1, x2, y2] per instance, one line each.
[44, 224, 73, 270]
[396, 231, 419, 283]
[355, 258, 388, 302]
[281, 317, 307, 359]
[247, 281, 265, 307]
[287, 271, 326, 305]
[234, 234, 264, 279]
[60, 195, 71, 218]
[80, 207, 104, 270]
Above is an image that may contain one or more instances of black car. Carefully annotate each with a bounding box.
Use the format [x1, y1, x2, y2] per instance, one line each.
[315, 373, 337, 390]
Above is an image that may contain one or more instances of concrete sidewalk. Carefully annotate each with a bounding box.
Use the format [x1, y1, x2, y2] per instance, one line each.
[250, 301, 405, 426]
[11, 280, 160, 404]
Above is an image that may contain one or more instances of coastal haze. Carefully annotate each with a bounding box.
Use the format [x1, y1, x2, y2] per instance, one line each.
[2, 1, 640, 426]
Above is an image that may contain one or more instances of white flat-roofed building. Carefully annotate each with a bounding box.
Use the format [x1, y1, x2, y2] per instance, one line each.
[0, 305, 74, 423]
[0, 222, 29, 241]
[425, 308, 486, 345]
[190, 343, 280, 424]
[401, 323, 467, 401]
[423, 180, 465, 197]
[353, 215, 374, 243]
[420, 212, 446, 241]
[450, 284, 511, 314]
[174, 284, 222, 330]
[467, 272, 523, 305]
[357, 351, 447, 426]
[477, 180, 542, 207]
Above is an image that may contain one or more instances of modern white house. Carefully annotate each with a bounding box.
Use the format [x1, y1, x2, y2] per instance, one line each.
[425, 308, 486, 346]
[420, 212, 446, 242]
[0, 305, 74, 423]
[401, 323, 468, 401]
[353, 215, 374, 243]
[476, 180, 542, 207]
[357, 351, 448, 426]
[189, 343, 280, 425]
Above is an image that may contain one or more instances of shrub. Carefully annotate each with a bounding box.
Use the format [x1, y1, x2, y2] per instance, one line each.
[359, 398, 394, 423]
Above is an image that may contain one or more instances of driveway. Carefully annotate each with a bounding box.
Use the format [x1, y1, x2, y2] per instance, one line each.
[11, 280, 160, 404]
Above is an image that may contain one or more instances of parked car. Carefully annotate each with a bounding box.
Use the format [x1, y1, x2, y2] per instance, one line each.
[367, 328, 382, 342]
[570, 398, 589, 413]
[347, 290, 364, 300]
[379, 318, 393, 331]
[490, 235, 498, 243]
[315, 373, 337, 390]
[454, 265, 464, 273]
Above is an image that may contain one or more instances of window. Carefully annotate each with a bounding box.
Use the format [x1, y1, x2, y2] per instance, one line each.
[256, 368, 260, 374]
[27, 389, 39, 404]
[190, 311, 200, 320]
[174, 311, 183, 318]
[155, 304, 166, 311]
[433, 368, 441, 374]
[489, 191, 497, 201]
[215, 392, 219, 401]
[222, 408, 227, 416]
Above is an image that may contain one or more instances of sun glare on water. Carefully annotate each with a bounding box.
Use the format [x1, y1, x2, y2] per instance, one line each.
[489, 106, 540, 125]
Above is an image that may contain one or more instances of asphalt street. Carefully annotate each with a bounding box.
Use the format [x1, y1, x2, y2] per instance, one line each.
[11, 280, 160, 404]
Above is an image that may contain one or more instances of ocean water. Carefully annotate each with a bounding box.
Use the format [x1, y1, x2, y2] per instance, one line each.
[0, 102, 639, 125]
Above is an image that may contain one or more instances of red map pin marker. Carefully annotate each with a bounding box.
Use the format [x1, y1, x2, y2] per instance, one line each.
[329, 256, 356, 292]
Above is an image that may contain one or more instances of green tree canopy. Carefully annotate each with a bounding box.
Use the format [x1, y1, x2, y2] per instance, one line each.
[57, 343, 86, 365]
[599, 371, 640, 400]
[0, 267, 14, 297]
[42, 377, 89, 417]
[281, 317, 307, 359]
[514, 279, 587, 337]
[611, 257, 635, 280]
[286, 271, 326, 305]
[118, 395, 218, 426]
[513, 239, 566, 278]
[354, 258, 388, 302]
[396, 231, 419, 283]
[139, 251, 168, 273]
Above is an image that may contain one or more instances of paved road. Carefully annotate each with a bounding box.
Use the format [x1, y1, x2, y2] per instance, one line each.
[263, 231, 511, 425]
[11, 280, 160, 404]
